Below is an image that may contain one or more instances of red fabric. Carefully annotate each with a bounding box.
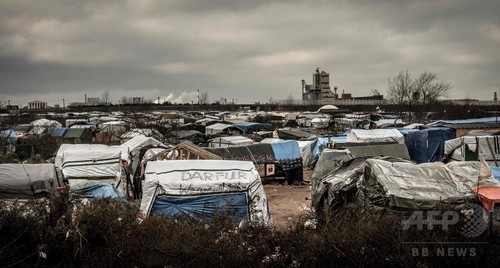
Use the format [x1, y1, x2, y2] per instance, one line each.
[477, 186, 500, 212]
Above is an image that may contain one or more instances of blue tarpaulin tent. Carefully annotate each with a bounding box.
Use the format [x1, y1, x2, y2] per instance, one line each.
[308, 136, 347, 167]
[270, 140, 301, 161]
[151, 193, 249, 221]
[399, 128, 456, 163]
[47, 127, 69, 137]
[70, 182, 126, 201]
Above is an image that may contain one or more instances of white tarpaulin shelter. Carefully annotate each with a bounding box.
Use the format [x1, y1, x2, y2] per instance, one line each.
[0, 163, 63, 199]
[208, 136, 254, 148]
[120, 128, 164, 143]
[317, 105, 339, 113]
[55, 144, 129, 192]
[347, 129, 404, 144]
[140, 160, 271, 225]
[29, 118, 62, 135]
[60, 150, 122, 186]
[205, 123, 240, 135]
[55, 144, 129, 168]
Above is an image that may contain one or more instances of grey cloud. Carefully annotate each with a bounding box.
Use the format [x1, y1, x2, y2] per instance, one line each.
[0, 0, 499, 104]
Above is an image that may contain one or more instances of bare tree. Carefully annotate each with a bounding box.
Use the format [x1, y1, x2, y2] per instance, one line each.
[285, 94, 295, 105]
[121, 96, 128, 105]
[412, 71, 451, 122]
[101, 90, 111, 105]
[387, 70, 418, 123]
[414, 71, 451, 105]
[388, 70, 452, 123]
[200, 91, 209, 105]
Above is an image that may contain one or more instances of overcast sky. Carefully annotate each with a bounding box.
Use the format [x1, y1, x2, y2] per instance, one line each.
[1, 0, 499, 106]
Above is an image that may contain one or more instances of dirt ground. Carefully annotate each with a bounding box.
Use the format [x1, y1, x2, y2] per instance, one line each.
[263, 168, 314, 230]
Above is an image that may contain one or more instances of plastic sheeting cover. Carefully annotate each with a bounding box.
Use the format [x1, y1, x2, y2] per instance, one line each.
[400, 128, 455, 163]
[270, 140, 301, 161]
[348, 129, 404, 144]
[140, 160, 270, 224]
[61, 150, 121, 179]
[151, 193, 249, 221]
[358, 159, 500, 210]
[0, 163, 61, 199]
[70, 181, 125, 201]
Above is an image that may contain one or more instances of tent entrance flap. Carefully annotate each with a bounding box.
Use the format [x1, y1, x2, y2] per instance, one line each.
[151, 192, 250, 221]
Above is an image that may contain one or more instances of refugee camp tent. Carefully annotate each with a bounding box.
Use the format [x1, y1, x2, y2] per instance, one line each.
[120, 135, 165, 174]
[444, 136, 500, 166]
[97, 121, 127, 143]
[0, 163, 63, 199]
[314, 156, 412, 212]
[399, 127, 456, 163]
[317, 105, 339, 113]
[168, 130, 207, 145]
[301, 136, 347, 168]
[29, 118, 62, 135]
[140, 160, 271, 224]
[70, 181, 125, 201]
[276, 128, 315, 140]
[120, 135, 166, 198]
[358, 159, 499, 210]
[0, 129, 18, 145]
[269, 140, 304, 184]
[63, 128, 93, 144]
[232, 122, 273, 134]
[205, 123, 242, 136]
[208, 136, 254, 148]
[120, 128, 164, 143]
[206, 142, 303, 183]
[65, 118, 90, 128]
[59, 150, 122, 183]
[347, 129, 404, 144]
[311, 144, 411, 209]
[55, 144, 129, 193]
[47, 127, 69, 139]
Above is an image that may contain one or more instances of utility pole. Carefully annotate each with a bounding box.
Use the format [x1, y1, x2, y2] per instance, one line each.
[62, 99, 65, 109]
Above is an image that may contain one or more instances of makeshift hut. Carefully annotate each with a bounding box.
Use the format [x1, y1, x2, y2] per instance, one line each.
[29, 118, 62, 135]
[311, 144, 411, 209]
[232, 122, 273, 134]
[444, 136, 500, 166]
[0, 163, 64, 199]
[55, 144, 129, 195]
[47, 127, 69, 144]
[206, 142, 303, 184]
[167, 130, 207, 145]
[205, 123, 243, 136]
[120, 135, 166, 199]
[140, 160, 271, 225]
[208, 136, 254, 148]
[358, 159, 498, 210]
[120, 128, 164, 143]
[63, 128, 93, 144]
